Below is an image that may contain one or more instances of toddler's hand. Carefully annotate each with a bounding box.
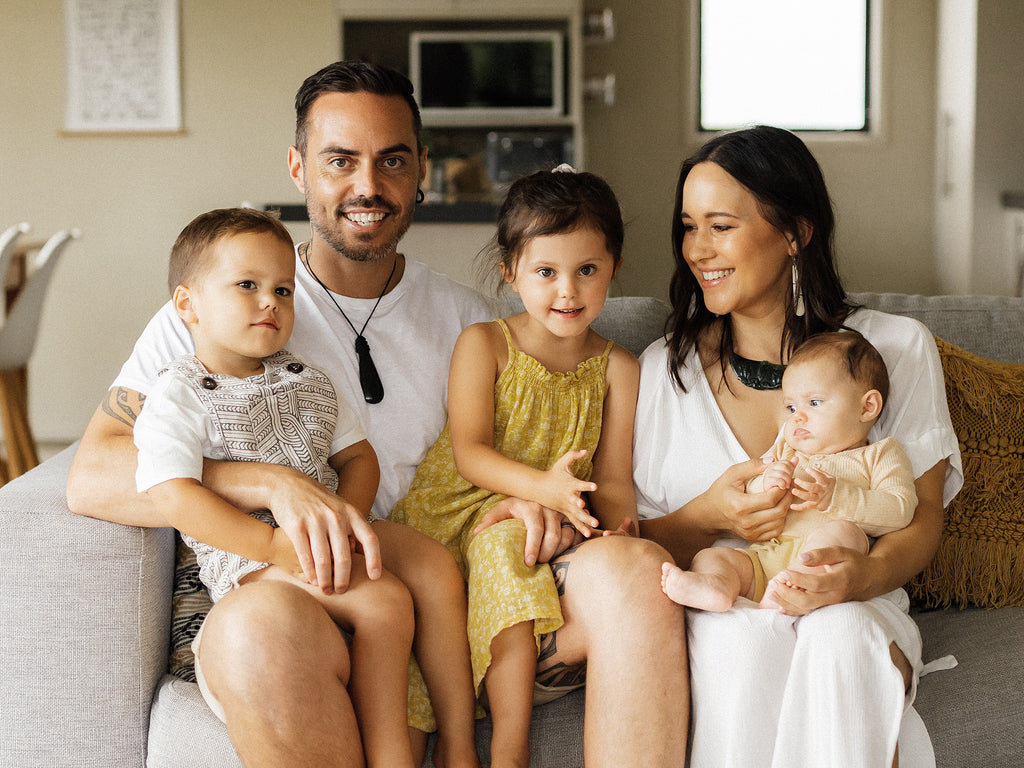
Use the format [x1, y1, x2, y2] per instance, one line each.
[789, 465, 836, 512]
[543, 449, 599, 536]
[269, 526, 307, 582]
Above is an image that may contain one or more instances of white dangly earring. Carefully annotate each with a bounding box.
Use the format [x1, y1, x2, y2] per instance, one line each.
[792, 261, 805, 317]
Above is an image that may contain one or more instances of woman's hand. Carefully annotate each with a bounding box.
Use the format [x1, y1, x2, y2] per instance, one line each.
[263, 464, 381, 594]
[762, 544, 868, 615]
[710, 457, 792, 542]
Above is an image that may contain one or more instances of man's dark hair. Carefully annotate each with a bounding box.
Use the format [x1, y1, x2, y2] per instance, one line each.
[294, 61, 422, 158]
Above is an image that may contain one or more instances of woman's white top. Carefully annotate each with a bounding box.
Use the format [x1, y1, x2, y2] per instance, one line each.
[634, 307, 963, 528]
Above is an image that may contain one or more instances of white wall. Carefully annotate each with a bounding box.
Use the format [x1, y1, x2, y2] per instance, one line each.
[0, 0, 1018, 446]
[2, 1, 337, 444]
[972, 0, 1024, 294]
[933, 0, 1024, 295]
[934, 0, 977, 293]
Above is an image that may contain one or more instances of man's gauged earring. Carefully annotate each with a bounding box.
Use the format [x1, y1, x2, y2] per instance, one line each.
[792, 261, 805, 317]
[416, 188, 425, 204]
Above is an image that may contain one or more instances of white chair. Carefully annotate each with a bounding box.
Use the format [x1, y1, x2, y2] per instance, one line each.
[0, 222, 31, 317]
[0, 228, 79, 482]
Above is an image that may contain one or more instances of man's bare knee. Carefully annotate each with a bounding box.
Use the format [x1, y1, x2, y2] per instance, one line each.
[201, 581, 352, 697]
[568, 536, 682, 626]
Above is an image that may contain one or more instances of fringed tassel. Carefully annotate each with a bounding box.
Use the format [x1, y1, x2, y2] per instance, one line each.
[908, 338, 1024, 609]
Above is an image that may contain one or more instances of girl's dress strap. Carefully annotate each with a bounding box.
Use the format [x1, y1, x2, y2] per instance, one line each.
[496, 318, 515, 350]
[495, 318, 614, 363]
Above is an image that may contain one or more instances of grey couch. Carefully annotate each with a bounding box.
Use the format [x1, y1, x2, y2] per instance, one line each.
[1, 293, 1022, 768]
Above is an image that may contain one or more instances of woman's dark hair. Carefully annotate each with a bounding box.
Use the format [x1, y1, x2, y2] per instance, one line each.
[480, 168, 624, 294]
[666, 125, 857, 389]
[294, 61, 422, 159]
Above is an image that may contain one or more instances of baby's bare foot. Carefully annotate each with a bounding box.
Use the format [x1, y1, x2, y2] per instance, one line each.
[661, 562, 735, 612]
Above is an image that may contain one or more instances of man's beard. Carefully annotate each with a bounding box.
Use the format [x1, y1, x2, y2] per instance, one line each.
[307, 194, 413, 263]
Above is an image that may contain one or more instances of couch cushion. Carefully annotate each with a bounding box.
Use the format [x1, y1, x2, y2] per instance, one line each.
[148, 673, 587, 768]
[907, 338, 1024, 608]
[0, 446, 175, 768]
[169, 538, 211, 681]
[850, 293, 1024, 364]
[915, 606, 1024, 765]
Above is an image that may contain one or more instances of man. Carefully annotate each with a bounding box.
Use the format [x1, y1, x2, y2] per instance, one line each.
[67, 61, 688, 767]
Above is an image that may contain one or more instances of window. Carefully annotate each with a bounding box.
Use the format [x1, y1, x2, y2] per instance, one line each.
[698, 0, 871, 132]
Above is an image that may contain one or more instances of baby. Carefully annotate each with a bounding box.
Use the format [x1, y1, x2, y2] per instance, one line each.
[661, 331, 918, 611]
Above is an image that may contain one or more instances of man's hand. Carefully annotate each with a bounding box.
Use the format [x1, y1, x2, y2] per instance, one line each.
[265, 466, 381, 594]
[473, 497, 578, 566]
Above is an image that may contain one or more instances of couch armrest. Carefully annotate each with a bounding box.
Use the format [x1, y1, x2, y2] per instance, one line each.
[0, 445, 175, 768]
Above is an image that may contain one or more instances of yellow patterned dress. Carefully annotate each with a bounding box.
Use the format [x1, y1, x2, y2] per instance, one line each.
[391, 319, 612, 694]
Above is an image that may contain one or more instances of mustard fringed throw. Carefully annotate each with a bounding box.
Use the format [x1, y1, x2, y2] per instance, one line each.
[907, 337, 1024, 609]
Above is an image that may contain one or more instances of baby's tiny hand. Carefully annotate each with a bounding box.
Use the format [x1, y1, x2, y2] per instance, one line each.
[790, 465, 836, 512]
[760, 459, 796, 492]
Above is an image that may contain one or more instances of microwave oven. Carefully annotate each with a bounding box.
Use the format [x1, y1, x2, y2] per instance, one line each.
[410, 30, 565, 122]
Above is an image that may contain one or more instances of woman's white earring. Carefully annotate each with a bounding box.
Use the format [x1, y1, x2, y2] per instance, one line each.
[792, 262, 805, 317]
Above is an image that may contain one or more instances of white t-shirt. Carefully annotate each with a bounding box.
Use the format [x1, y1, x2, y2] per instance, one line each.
[116, 252, 495, 518]
[633, 308, 963, 528]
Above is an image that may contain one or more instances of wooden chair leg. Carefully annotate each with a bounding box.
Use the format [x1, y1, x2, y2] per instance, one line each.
[0, 368, 39, 481]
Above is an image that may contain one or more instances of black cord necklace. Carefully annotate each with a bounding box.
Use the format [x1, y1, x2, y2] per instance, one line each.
[729, 352, 785, 390]
[302, 242, 396, 404]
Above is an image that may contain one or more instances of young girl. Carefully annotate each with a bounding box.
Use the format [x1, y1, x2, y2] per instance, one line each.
[391, 167, 640, 767]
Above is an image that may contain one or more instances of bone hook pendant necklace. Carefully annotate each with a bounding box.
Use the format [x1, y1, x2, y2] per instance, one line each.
[302, 242, 395, 404]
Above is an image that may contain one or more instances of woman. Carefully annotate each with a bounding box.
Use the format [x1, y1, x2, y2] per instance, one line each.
[633, 126, 962, 767]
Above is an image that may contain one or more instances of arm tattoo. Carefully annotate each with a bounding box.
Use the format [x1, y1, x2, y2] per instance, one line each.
[101, 387, 145, 428]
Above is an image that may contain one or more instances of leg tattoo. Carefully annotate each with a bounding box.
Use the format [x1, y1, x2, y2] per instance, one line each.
[537, 554, 587, 688]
